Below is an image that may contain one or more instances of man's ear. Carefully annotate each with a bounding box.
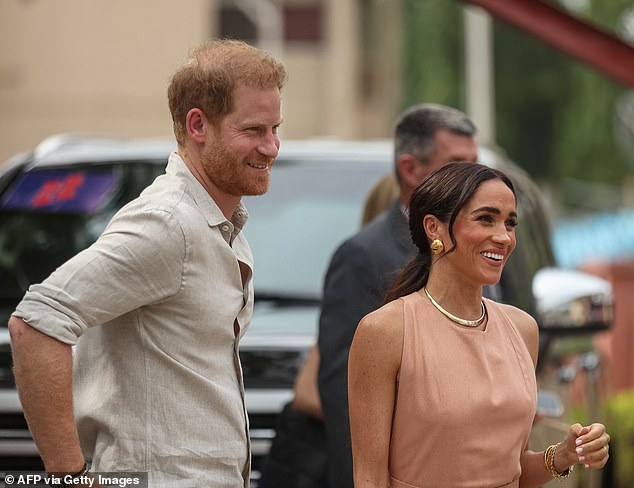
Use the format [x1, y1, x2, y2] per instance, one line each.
[396, 154, 421, 190]
[185, 108, 208, 144]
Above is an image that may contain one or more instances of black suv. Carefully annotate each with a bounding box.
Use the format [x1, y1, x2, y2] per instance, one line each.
[0, 135, 613, 485]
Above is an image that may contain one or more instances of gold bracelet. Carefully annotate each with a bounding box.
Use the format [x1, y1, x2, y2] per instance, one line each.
[544, 444, 554, 473]
[544, 443, 574, 479]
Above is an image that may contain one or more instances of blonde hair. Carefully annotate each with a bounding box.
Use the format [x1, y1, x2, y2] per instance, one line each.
[360, 173, 399, 227]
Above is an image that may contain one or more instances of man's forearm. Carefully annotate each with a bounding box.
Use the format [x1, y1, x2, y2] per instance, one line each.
[8, 316, 85, 473]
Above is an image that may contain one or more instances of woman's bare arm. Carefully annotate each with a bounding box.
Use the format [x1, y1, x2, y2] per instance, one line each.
[348, 300, 404, 488]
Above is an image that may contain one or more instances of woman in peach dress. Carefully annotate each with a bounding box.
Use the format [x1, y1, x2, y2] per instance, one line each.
[348, 162, 610, 488]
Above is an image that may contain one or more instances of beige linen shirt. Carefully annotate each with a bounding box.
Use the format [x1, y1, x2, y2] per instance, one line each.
[14, 153, 254, 487]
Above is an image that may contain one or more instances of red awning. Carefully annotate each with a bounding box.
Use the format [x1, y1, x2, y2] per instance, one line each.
[459, 0, 634, 87]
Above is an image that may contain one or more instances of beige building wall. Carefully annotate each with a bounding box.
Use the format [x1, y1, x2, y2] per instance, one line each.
[0, 0, 401, 165]
[0, 0, 209, 163]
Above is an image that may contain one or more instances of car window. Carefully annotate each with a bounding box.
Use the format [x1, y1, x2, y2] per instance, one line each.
[244, 158, 390, 300]
[0, 162, 165, 302]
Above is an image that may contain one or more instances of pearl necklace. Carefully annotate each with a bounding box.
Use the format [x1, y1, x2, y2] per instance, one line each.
[423, 287, 486, 328]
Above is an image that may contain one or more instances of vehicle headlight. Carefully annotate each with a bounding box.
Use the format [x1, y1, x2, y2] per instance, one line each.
[533, 267, 614, 333]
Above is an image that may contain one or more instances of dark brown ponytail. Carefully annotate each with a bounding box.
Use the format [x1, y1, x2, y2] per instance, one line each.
[384, 252, 430, 303]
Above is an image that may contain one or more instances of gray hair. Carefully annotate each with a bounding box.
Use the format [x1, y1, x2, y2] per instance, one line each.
[393, 103, 476, 165]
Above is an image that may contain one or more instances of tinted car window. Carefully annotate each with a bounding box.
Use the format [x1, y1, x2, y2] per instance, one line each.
[0, 162, 165, 322]
[244, 158, 389, 301]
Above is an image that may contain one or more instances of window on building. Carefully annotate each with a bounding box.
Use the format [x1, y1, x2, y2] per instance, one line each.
[218, 3, 323, 44]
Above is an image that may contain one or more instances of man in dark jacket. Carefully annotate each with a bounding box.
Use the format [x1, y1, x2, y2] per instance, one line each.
[317, 103, 478, 488]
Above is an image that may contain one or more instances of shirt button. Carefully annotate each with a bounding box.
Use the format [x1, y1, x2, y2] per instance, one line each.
[221, 224, 230, 232]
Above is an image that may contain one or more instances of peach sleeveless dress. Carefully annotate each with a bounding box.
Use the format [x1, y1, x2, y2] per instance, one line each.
[388, 292, 537, 488]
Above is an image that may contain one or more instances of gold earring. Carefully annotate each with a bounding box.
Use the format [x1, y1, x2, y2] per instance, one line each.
[431, 239, 444, 255]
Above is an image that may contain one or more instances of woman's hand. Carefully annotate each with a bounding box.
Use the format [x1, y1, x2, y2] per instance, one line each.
[557, 423, 610, 472]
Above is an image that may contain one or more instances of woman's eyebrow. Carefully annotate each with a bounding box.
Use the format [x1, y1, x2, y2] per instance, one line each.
[472, 206, 518, 218]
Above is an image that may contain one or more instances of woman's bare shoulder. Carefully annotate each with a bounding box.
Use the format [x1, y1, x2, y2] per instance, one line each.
[353, 299, 404, 357]
[359, 299, 404, 332]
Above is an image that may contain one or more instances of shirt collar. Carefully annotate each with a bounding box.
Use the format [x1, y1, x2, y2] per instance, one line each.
[166, 152, 249, 236]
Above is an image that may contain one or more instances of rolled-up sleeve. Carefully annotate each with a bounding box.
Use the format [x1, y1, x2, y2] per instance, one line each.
[13, 205, 186, 345]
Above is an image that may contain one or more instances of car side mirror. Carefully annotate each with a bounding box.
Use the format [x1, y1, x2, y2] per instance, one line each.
[532, 267, 613, 334]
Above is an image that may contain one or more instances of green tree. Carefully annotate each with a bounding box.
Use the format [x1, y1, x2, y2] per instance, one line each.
[401, 1, 466, 111]
[493, 4, 630, 185]
[401, 0, 633, 190]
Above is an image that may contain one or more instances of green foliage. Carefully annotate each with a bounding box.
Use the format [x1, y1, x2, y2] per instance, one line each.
[603, 390, 634, 487]
[494, 18, 630, 184]
[493, 21, 570, 181]
[401, 0, 466, 111]
[401, 0, 634, 186]
[552, 67, 629, 183]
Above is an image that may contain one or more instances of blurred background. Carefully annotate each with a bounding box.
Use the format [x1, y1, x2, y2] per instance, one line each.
[1, 0, 634, 221]
[2, 0, 634, 484]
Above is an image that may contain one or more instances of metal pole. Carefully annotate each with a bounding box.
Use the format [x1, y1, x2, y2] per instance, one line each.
[583, 353, 602, 488]
[464, 5, 495, 146]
